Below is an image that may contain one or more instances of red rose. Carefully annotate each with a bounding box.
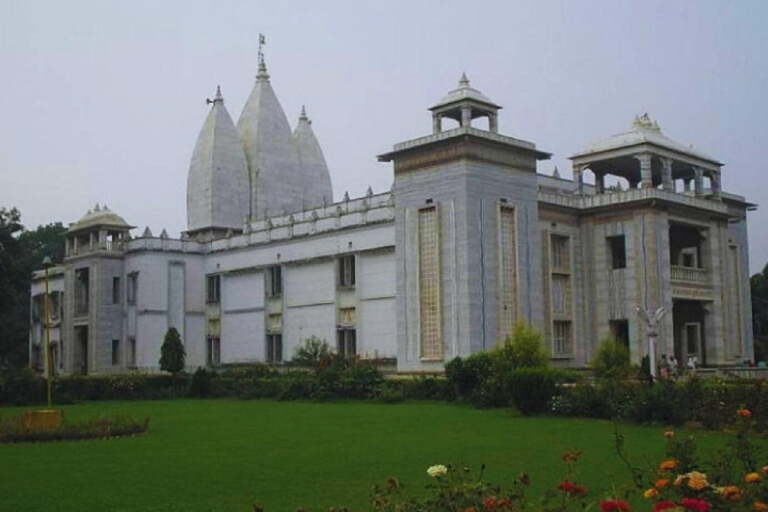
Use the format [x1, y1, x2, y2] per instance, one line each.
[600, 500, 630, 512]
[654, 501, 677, 512]
[681, 498, 710, 512]
[573, 485, 587, 496]
[483, 496, 499, 511]
[558, 482, 576, 493]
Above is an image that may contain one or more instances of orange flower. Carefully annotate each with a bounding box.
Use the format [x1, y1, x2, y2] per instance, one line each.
[763, 466, 768, 475]
[746, 473, 762, 483]
[688, 472, 709, 491]
[655, 479, 670, 490]
[719, 486, 742, 501]
[660, 459, 679, 471]
[663, 431, 675, 439]
[737, 409, 752, 419]
[644, 489, 660, 499]
[754, 502, 768, 512]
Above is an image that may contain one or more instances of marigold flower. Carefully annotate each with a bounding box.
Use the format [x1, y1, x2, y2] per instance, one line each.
[663, 431, 675, 439]
[654, 501, 677, 512]
[600, 500, 631, 512]
[688, 472, 709, 491]
[737, 408, 752, 419]
[755, 502, 768, 512]
[660, 459, 679, 471]
[655, 479, 670, 489]
[681, 498, 709, 512]
[644, 488, 660, 499]
[763, 466, 768, 475]
[746, 472, 762, 483]
[427, 464, 448, 477]
[483, 497, 499, 511]
[719, 485, 742, 501]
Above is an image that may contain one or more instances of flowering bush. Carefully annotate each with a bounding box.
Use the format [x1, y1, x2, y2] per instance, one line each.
[632, 409, 768, 512]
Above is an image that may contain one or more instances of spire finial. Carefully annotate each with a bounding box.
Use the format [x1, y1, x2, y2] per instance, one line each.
[299, 105, 308, 120]
[256, 33, 270, 80]
[206, 85, 224, 105]
[459, 72, 470, 87]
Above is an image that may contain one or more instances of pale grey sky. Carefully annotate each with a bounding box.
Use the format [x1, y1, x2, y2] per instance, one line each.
[1, 1, 767, 271]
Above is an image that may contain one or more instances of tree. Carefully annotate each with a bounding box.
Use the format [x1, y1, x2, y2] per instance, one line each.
[19, 222, 67, 271]
[159, 328, 186, 378]
[751, 263, 768, 363]
[0, 208, 29, 371]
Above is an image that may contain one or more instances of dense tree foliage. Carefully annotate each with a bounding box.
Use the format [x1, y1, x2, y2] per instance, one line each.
[751, 263, 768, 363]
[0, 208, 66, 372]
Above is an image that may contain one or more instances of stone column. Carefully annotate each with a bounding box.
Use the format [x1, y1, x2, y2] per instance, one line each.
[661, 158, 674, 192]
[595, 171, 606, 195]
[694, 167, 705, 198]
[635, 154, 653, 189]
[489, 113, 498, 133]
[711, 171, 722, 201]
[573, 164, 584, 195]
[432, 114, 442, 134]
[461, 107, 471, 128]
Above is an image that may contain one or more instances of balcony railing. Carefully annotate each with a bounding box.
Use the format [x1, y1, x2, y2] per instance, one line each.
[671, 265, 709, 285]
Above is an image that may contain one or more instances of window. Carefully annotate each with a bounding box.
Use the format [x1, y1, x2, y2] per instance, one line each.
[551, 275, 568, 314]
[610, 319, 630, 348]
[75, 267, 89, 314]
[206, 275, 221, 304]
[265, 266, 282, 297]
[607, 235, 627, 269]
[337, 328, 357, 356]
[112, 277, 121, 304]
[553, 321, 572, 355]
[207, 337, 221, 366]
[338, 255, 356, 287]
[419, 206, 442, 359]
[551, 235, 570, 271]
[128, 337, 136, 367]
[266, 334, 283, 363]
[127, 273, 137, 304]
[111, 339, 120, 366]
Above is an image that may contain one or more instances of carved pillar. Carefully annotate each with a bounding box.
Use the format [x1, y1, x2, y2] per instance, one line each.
[683, 178, 692, 192]
[573, 164, 584, 195]
[711, 171, 722, 201]
[694, 167, 704, 198]
[635, 154, 653, 189]
[461, 107, 471, 128]
[489, 113, 498, 133]
[661, 157, 674, 192]
[432, 114, 442, 134]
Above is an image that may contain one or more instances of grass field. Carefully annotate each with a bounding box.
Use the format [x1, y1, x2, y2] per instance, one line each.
[0, 400, 750, 511]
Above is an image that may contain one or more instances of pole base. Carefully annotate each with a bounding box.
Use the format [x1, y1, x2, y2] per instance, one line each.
[22, 409, 64, 431]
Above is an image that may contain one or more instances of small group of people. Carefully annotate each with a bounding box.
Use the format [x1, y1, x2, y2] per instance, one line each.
[658, 354, 698, 380]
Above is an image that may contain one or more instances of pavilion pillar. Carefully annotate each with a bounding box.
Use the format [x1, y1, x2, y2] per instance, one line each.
[694, 167, 705, 198]
[573, 164, 584, 195]
[711, 170, 722, 201]
[432, 114, 442, 134]
[635, 154, 653, 189]
[661, 158, 674, 192]
[461, 107, 471, 128]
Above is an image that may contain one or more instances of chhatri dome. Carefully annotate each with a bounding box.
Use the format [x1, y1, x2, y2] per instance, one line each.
[69, 203, 133, 233]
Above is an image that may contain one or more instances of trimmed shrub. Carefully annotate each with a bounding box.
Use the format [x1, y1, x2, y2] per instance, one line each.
[291, 336, 332, 368]
[495, 323, 550, 371]
[159, 327, 186, 377]
[505, 368, 569, 415]
[591, 337, 631, 380]
[189, 367, 212, 398]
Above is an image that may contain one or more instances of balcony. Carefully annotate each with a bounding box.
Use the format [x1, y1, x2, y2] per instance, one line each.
[670, 265, 714, 300]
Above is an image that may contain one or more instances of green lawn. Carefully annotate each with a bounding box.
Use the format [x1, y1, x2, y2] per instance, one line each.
[0, 400, 749, 511]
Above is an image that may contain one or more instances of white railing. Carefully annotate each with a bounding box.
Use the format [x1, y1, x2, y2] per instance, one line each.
[670, 265, 709, 284]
